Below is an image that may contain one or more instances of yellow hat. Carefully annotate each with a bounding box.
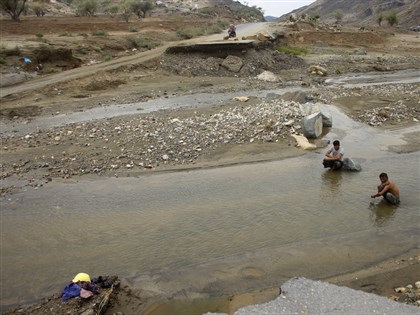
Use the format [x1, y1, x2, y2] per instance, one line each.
[72, 273, 91, 283]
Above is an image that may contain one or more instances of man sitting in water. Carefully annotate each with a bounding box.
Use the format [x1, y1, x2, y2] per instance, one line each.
[322, 140, 344, 170]
[371, 172, 400, 205]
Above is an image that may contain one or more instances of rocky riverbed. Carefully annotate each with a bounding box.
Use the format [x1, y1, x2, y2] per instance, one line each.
[1, 75, 419, 197]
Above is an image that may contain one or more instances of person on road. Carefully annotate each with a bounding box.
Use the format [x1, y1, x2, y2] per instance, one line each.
[371, 173, 400, 205]
[228, 23, 236, 37]
[322, 140, 344, 170]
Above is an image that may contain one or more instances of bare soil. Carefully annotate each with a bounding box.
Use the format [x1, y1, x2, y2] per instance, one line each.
[1, 16, 419, 314]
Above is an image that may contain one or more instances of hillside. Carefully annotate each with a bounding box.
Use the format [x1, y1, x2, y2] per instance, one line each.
[282, 0, 419, 28]
[7, 0, 265, 22]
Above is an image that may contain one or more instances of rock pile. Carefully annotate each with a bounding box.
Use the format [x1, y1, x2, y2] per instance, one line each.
[390, 280, 420, 306]
[1, 98, 306, 191]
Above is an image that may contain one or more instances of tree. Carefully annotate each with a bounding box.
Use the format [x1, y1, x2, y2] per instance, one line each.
[377, 13, 384, 26]
[30, 0, 46, 17]
[385, 11, 398, 26]
[131, 0, 154, 19]
[119, 0, 132, 22]
[0, 0, 28, 21]
[334, 10, 343, 24]
[73, 0, 98, 16]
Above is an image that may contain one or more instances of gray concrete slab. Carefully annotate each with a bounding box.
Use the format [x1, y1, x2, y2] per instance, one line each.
[207, 277, 419, 315]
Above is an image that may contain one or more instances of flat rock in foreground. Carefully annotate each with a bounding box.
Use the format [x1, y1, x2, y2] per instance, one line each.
[219, 277, 418, 315]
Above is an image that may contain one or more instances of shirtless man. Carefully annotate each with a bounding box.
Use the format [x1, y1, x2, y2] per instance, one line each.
[371, 173, 400, 205]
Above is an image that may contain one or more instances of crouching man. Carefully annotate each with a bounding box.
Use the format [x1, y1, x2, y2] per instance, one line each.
[371, 172, 400, 205]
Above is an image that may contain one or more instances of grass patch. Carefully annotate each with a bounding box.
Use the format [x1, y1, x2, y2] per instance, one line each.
[276, 45, 308, 56]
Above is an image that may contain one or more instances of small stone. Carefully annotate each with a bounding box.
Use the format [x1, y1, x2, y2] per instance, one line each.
[394, 287, 407, 293]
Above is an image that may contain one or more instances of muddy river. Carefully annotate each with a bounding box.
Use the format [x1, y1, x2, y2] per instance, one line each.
[1, 71, 419, 311]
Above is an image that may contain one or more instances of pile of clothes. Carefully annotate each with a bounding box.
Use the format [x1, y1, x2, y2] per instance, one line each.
[61, 272, 114, 302]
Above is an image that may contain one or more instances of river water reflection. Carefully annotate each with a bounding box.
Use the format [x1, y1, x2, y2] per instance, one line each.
[1, 128, 419, 310]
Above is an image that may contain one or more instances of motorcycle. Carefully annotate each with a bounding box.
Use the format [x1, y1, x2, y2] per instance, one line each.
[228, 29, 236, 38]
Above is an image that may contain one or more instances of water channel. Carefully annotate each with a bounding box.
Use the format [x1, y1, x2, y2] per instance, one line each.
[1, 71, 419, 311]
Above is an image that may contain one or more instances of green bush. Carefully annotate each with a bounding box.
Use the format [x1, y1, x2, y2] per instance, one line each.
[126, 35, 160, 50]
[92, 30, 108, 36]
[176, 27, 206, 39]
[128, 26, 138, 32]
[276, 45, 308, 56]
[0, 57, 6, 65]
[199, 7, 216, 15]
[385, 11, 398, 26]
[309, 13, 320, 21]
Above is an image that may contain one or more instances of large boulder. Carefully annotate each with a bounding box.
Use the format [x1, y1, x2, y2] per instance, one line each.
[221, 55, 243, 73]
[300, 103, 332, 127]
[342, 157, 362, 172]
[302, 112, 323, 138]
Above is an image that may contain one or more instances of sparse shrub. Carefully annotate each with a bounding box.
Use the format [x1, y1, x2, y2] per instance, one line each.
[92, 30, 107, 36]
[44, 67, 59, 73]
[101, 53, 112, 61]
[276, 45, 308, 56]
[309, 13, 320, 21]
[35, 33, 44, 39]
[128, 26, 138, 32]
[177, 27, 206, 39]
[0, 57, 6, 65]
[215, 19, 229, 29]
[126, 35, 160, 50]
[126, 35, 141, 48]
[199, 7, 216, 15]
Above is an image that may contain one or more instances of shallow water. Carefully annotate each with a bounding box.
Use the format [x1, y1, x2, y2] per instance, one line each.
[1, 106, 419, 310]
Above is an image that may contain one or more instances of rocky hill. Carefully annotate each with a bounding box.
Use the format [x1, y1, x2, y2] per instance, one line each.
[283, 0, 419, 28]
[30, 0, 265, 22]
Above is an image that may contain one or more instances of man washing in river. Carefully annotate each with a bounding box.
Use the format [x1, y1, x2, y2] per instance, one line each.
[371, 172, 400, 205]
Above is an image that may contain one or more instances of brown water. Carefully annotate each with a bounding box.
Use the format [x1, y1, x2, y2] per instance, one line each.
[1, 106, 419, 311]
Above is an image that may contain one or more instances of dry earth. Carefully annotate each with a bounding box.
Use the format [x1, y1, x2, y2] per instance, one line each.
[1, 15, 420, 315]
